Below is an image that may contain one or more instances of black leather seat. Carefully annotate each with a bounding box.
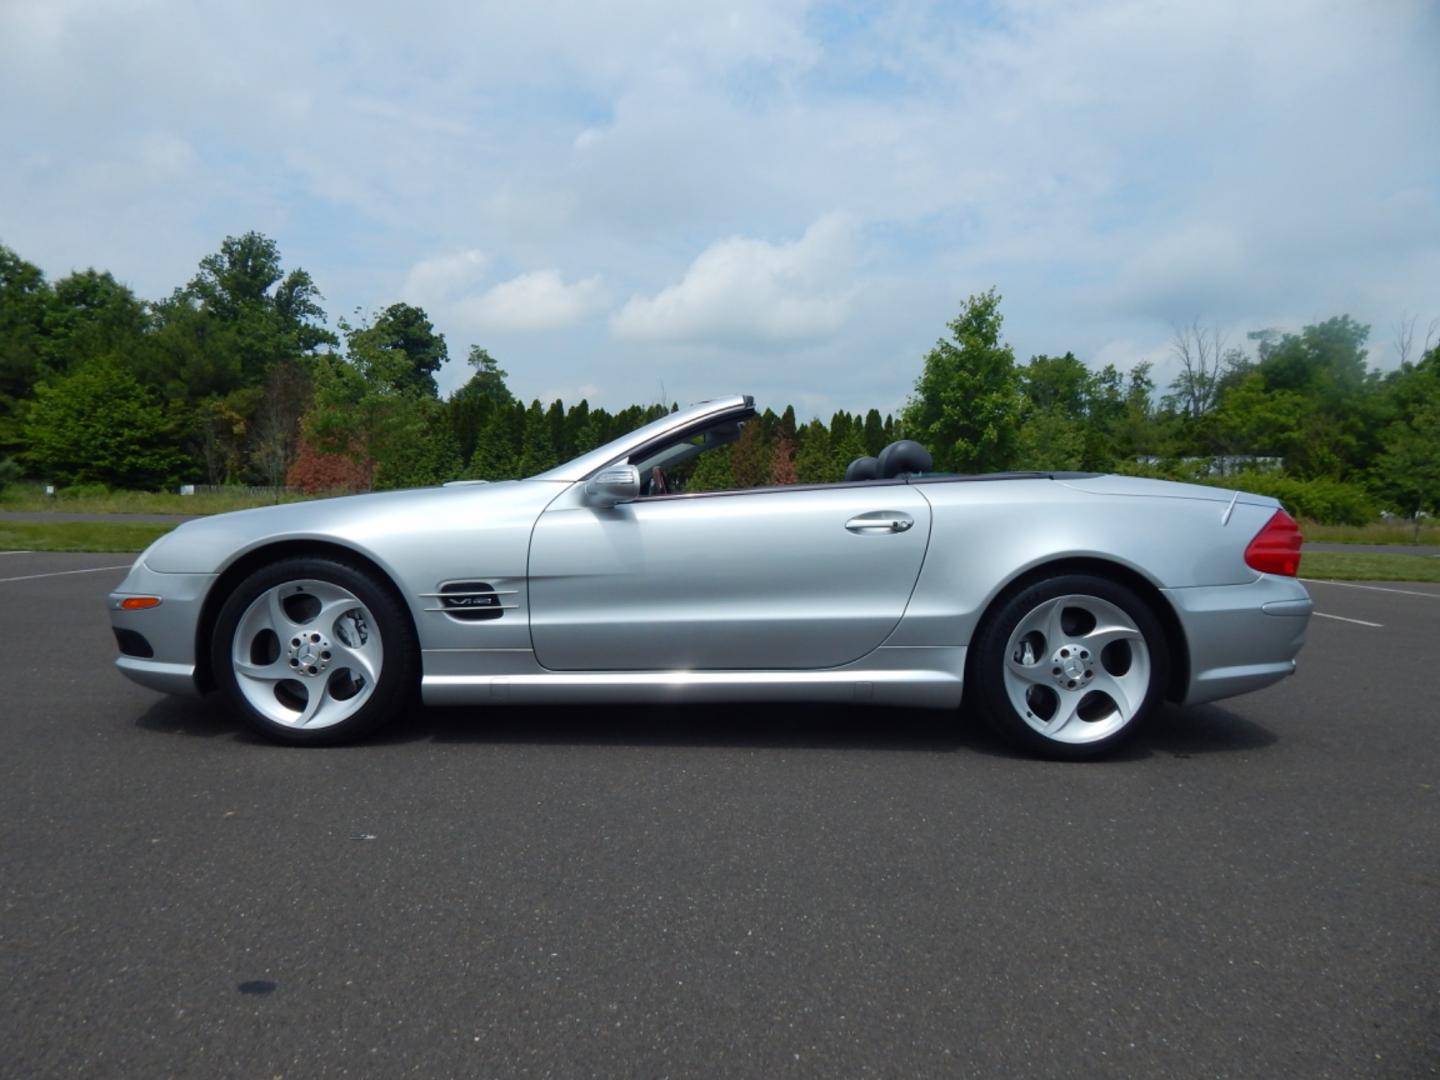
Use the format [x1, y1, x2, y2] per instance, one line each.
[845, 456, 879, 482]
[876, 440, 933, 479]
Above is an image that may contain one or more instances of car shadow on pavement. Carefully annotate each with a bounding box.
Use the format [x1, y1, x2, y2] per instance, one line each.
[133, 695, 269, 743]
[133, 695, 1277, 760]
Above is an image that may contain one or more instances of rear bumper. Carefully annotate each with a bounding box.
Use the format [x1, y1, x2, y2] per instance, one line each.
[1162, 576, 1312, 707]
[108, 560, 214, 698]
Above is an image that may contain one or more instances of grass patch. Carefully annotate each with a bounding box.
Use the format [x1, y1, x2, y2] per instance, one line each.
[0, 485, 316, 516]
[0, 521, 177, 553]
[1301, 520, 1440, 545]
[1299, 550, 1440, 583]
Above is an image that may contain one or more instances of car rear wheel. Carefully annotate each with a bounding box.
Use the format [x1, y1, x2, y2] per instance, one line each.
[211, 557, 417, 745]
[971, 574, 1168, 760]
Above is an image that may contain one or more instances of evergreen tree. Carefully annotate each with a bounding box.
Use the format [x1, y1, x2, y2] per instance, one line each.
[469, 404, 523, 480]
[862, 409, 885, 456]
[777, 405, 798, 443]
[516, 400, 558, 476]
[728, 420, 770, 488]
[794, 420, 832, 483]
[769, 431, 798, 485]
[546, 398, 568, 461]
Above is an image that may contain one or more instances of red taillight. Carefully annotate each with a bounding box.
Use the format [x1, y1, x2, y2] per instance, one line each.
[1245, 509, 1303, 576]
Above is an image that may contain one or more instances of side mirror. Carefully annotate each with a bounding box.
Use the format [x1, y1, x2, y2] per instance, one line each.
[584, 465, 640, 507]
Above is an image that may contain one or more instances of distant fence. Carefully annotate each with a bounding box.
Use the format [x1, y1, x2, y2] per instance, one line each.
[181, 484, 304, 497]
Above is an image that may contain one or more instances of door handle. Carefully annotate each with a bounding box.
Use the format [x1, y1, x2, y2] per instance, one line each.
[845, 512, 914, 534]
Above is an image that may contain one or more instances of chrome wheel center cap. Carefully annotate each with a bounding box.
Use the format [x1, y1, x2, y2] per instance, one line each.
[288, 632, 332, 677]
[1050, 644, 1093, 690]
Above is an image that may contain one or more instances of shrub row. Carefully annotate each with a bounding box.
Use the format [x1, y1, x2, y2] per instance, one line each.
[1205, 471, 1376, 526]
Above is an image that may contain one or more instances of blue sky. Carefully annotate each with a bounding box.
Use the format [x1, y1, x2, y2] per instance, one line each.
[3, 0, 1437, 418]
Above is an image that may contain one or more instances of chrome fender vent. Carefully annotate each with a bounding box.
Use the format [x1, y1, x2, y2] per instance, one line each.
[426, 581, 508, 622]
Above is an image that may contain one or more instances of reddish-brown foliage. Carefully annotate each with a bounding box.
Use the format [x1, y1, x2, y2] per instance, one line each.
[285, 438, 372, 494]
[769, 432, 798, 486]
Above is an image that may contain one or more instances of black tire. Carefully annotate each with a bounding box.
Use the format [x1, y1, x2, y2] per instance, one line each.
[211, 556, 418, 746]
[969, 573, 1169, 760]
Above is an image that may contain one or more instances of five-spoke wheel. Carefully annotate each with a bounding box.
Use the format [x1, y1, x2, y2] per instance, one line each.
[212, 557, 417, 744]
[972, 574, 1167, 759]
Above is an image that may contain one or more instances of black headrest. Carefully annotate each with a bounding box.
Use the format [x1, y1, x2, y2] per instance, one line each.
[876, 440, 933, 478]
[845, 456, 879, 482]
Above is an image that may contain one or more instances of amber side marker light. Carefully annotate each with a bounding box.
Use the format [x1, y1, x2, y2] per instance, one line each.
[1244, 509, 1303, 576]
[119, 596, 162, 610]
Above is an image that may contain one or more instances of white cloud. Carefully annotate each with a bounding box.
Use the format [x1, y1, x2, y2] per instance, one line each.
[611, 216, 858, 346]
[400, 249, 490, 305]
[460, 270, 606, 332]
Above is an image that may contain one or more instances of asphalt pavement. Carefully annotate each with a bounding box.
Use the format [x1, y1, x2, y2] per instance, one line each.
[1, 553, 1436, 1078]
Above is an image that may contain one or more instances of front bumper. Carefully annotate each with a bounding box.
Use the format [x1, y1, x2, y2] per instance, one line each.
[108, 559, 216, 697]
[1163, 575, 1312, 706]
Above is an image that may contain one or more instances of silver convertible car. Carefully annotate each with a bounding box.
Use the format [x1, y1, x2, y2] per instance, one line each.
[109, 394, 1311, 758]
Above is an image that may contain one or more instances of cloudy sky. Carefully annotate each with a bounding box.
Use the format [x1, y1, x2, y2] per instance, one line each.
[3, 0, 1437, 417]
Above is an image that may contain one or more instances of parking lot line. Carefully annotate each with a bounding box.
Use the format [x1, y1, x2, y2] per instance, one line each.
[0, 564, 131, 584]
[1301, 578, 1440, 599]
[0, 550, 34, 555]
[1312, 612, 1384, 628]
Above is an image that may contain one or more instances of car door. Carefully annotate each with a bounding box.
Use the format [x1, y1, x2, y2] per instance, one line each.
[526, 482, 932, 671]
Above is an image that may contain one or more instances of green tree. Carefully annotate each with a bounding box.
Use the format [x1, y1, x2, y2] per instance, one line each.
[24, 357, 186, 488]
[1238, 316, 1379, 478]
[729, 418, 771, 488]
[302, 304, 452, 490]
[195, 388, 263, 485]
[516, 400, 558, 476]
[343, 304, 447, 398]
[249, 359, 312, 495]
[448, 346, 513, 462]
[1368, 350, 1440, 527]
[794, 419, 832, 483]
[152, 232, 336, 396]
[546, 399, 568, 461]
[903, 288, 1022, 473]
[829, 424, 867, 479]
[1015, 352, 1089, 470]
[777, 405, 797, 443]
[373, 399, 463, 489]
[41, 269, 150, 376]
[468, 403, 523, 480]
[862, 408, 885, 456]
[1111, 362, 1158, 462]
[0, 245, 52, 453]
[455, 346, 512, 404]
[1015, 409, 1086, 470]
[1020, 353, 1090, 415]
[687, 444, 734, 492]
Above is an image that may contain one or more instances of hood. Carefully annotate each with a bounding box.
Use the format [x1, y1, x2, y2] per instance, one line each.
[143, 479, 563, 574]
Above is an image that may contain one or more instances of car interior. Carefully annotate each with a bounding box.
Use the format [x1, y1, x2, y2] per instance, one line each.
[629, 415, 936, 497]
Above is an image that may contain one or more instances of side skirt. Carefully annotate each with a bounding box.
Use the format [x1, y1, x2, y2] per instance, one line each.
[420, 645, 966, 710]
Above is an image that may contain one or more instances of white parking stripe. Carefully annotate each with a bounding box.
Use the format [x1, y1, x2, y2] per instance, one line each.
[1312, 612, 1384, 628]
[1300, 578, 1440, 599]
[0, 550, 34, 555]
[0, 565, 131, 584]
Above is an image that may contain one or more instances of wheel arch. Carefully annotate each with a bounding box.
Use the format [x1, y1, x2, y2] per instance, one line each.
[965, 556, 1190, 703]
[193, 539, 418, 694]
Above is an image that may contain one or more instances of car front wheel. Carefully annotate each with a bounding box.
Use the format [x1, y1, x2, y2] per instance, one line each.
[211, 556, 417, 745]
[971, 574, 1169, 760]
